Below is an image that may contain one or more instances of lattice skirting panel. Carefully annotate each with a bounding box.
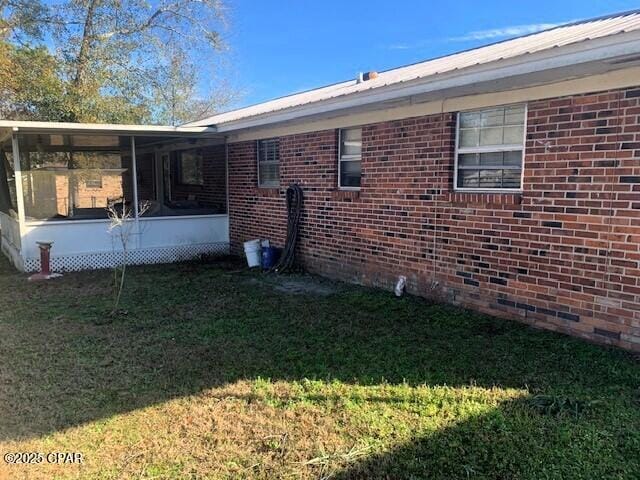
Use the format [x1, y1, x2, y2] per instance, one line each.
[22, 242, 230, 273]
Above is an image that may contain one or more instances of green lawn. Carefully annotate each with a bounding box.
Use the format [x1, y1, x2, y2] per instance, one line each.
[0, 256, 639, 479]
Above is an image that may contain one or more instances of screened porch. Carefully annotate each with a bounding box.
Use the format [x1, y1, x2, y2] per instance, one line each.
[0, 121, 228, 272]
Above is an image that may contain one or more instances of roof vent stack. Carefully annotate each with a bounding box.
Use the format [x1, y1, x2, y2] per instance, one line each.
[356, 71, 378, 84]
[363, 71, 378, 81]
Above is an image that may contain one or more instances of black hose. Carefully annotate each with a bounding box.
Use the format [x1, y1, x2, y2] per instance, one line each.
[272, 184, 303, 273]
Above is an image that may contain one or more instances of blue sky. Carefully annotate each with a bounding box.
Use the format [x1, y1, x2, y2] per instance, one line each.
[222, 0, 640, 108]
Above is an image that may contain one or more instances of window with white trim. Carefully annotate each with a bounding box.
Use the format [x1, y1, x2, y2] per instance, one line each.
[455, 104, 526, 190]
[339, 127, 362, 189]
[257, 138, 279, 187]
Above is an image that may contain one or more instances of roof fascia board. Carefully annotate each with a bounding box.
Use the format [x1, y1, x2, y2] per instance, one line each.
[228, 66, 640, 142]
[211, 31, 640, 132]
[0, 121, 220, 136]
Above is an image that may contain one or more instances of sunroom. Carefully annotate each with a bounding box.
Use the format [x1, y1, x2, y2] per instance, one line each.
[0, 121, 229, 273]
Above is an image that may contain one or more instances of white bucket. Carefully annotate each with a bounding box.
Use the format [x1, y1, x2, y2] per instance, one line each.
[243, 239, 262, 267]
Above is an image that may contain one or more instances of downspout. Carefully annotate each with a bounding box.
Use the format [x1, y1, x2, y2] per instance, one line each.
[430, 99, 446, 292]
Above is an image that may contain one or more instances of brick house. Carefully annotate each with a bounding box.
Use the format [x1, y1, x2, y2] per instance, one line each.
[1, 11, 640, 350]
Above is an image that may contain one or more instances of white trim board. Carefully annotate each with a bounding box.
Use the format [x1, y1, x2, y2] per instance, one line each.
[227, 66, 640, 143]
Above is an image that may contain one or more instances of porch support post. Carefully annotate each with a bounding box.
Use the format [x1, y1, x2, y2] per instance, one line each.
[11, 131, 26, 229]
[225, 139, 229, 216]
[130, 136, 140, 248]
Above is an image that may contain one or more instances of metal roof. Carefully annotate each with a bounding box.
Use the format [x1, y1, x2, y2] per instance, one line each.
[188, 10, 640, 128]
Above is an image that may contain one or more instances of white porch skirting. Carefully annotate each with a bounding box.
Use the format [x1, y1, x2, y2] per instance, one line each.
[9, 214, 230, 273]
[23, 241, 229, 272]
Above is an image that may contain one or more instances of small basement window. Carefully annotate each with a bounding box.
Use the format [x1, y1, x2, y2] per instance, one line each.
[455, 104, 526, 191]
[339, 127, 362, 189]
[257, 138, 280, 187]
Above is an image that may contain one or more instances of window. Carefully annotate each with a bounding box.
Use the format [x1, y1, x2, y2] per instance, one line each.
[455, 104, 526, 191]
[85, 175, 103, 189]
[177, 150, 204, 186]
[257, 138, 280, 187]
[339, 127, 362, 189]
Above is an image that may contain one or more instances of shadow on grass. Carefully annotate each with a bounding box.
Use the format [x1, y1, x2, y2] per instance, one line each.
[0, 257, 638, 477]
[332, 394, 639, 479]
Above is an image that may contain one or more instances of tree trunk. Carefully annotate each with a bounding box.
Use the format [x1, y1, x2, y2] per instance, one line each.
[73, 0, 99, 89]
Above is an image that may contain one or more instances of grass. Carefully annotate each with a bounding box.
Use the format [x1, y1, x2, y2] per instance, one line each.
[0, 256, 638, 479]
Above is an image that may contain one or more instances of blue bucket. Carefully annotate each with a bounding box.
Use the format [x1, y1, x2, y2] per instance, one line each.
[261, 246, 281, 270]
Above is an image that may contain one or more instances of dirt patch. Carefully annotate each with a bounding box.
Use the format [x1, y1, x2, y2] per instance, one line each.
[247, 274, 339, 296]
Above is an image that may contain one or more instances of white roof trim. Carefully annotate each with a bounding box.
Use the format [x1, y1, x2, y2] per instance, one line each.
[0, 120, 219, 136]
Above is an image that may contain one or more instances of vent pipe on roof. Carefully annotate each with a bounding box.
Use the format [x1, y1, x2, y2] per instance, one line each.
[356, 71, 378, 83]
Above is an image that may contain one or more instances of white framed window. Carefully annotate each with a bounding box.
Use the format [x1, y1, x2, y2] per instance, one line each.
[257, 138, 279, 187]
[455, 104, 526, 191]
[338, 127, 362, 189]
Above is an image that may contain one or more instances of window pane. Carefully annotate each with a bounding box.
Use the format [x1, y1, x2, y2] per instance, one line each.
[479, 127, 503, 146]
[258, 139, 280, 187]
[458, 168, 522, 189]
[341, 128, 362, 157]
[459, 128, 479, 148]
[479, 152, 503, 166]
[504, 150, 522, 166]
[478, 169, 503, 188]
[457, 169, 479, 188]
[505, 104, 525, 125]
[459, 105, 525, 149]
[502, 126, 523, 144]
[259, 162, 279, 187]
[340, 160, 361, 188]
[502, 169, 522, 188]
[481, 108, 504, 127]
[458, 153, 478, 166]
[459, 111, 480, 128]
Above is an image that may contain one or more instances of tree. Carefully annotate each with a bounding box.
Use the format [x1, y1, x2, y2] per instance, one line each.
[0, 0, 50, 42]
[148, 47, 235, 125]
[0, 0, 233, 124]
[52, 0, 231, 124]
[0, 41, 73, 120]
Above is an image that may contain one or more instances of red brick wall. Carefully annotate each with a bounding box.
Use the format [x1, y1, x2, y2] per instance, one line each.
[227, 87, 640, 351]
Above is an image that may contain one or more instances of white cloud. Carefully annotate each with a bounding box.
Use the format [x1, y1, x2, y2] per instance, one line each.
[449, 22, 564, 42]
[384, 19, 574, 51]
